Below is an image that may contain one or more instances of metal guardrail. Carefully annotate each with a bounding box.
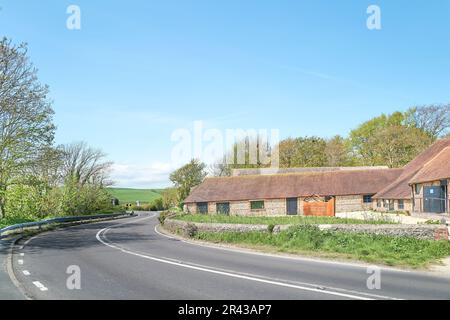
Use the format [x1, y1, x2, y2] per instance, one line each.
[0, 212, 134, 238]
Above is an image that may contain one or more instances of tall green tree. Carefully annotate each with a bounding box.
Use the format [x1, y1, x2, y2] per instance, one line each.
[349, 112, 406, 165]
[278, 136, 327, 168]
[368, 125, 432, 168]
[0, 38, 55, 218]
[170, 159, 207, 203]
[325, 135, 353, 167]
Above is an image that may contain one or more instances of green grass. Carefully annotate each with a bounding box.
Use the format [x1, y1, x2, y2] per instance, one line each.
[107, 188, 164, 204]
[193, 225, 450, 268]
[173, 214, 397, 225]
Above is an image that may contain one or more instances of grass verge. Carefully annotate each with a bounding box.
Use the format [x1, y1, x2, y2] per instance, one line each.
[173, 214, 397, 225]
[193, 225, 450, 268]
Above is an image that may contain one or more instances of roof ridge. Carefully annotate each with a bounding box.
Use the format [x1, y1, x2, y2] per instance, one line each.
[206, 167, 400, 180]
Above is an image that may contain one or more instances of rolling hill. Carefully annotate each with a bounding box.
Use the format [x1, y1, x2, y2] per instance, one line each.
[107, 188, 164, 204]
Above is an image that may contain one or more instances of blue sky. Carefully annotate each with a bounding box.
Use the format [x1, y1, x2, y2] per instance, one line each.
[1, 0, 450, 188]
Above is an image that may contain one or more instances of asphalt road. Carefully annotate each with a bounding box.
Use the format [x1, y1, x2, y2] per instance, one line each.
[8, 212, 450, 300]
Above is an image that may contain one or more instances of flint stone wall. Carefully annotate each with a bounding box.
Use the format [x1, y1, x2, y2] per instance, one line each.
[164, 219, 449, 241]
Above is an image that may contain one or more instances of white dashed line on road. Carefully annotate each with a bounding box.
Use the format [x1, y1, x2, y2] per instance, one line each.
[20, 253, 24, 256]
[32, 281, 48, 291]
[18, 259, 24, 265]
[22, 270, 30, 276]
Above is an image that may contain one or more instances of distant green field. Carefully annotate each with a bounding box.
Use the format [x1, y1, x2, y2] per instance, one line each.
[107, 188, 164, 204]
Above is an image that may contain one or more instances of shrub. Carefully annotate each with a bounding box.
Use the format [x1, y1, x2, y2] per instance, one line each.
[267, 224, 275, 234]
[5, 183, 46, 219]
[149, 197, 164, 211]
[285, 225, 325, 249]
[158, 210, 175, 225]
[130, 204, 152, 211]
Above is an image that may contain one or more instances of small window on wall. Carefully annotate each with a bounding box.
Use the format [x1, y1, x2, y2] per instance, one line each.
[363, 195, 373, 203]
[398, 200, 404, 210]
[197, 202, 208, 214]
[389, 200, 395, 211]
[250, 200, 264, 210]
[415, 184, 422, 195]
[383, 200, 389, 208]
[377, 200, 381, 208]
[216, 202, 230, 215]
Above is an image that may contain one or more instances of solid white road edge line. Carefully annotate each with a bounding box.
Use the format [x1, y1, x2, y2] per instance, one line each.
[96, 215, 390, 301]
[32, 281, 48, 291]
[153, 226, 401, 300]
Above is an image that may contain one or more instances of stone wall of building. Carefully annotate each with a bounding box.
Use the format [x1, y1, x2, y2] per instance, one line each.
[264, 199, 286, 216]
[335, 195, 364, 212]
[229, 201, 250, 215]
[298, 197, 304, 215]
[373, 199, 412, 213]
[186, 195, 395, 216]
[186, 199, 290, 216]
[185, 203, 196, 213]
[208, 202, 216, 214]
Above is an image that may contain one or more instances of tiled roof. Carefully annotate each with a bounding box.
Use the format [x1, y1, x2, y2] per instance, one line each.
[185, 169, 402, 203]
[409, 147, 450, 184]
[374, 138, 450, 199]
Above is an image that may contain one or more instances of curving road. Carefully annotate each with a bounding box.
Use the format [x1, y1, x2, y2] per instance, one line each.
[8, 212, 450, 300]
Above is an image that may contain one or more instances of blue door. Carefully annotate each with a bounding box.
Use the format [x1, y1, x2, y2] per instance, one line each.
[286, 198, 298, 215]
[424, 186, 445, 213]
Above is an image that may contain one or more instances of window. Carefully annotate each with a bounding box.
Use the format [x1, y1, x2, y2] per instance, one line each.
[197, 202, 208, 214]
[383, 200, 389, 208]
[363, 195, 373, 203]
[389, 200, 395, 211]
[398, 200, 404, 210]
[377, 200, 381, 208]
[250, 200, 264, 210]
[415, 184, 422, 195]
[216, 202, 230, 215]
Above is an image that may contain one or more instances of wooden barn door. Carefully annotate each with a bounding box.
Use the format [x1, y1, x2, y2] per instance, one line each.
[303, 197, 335, 217]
